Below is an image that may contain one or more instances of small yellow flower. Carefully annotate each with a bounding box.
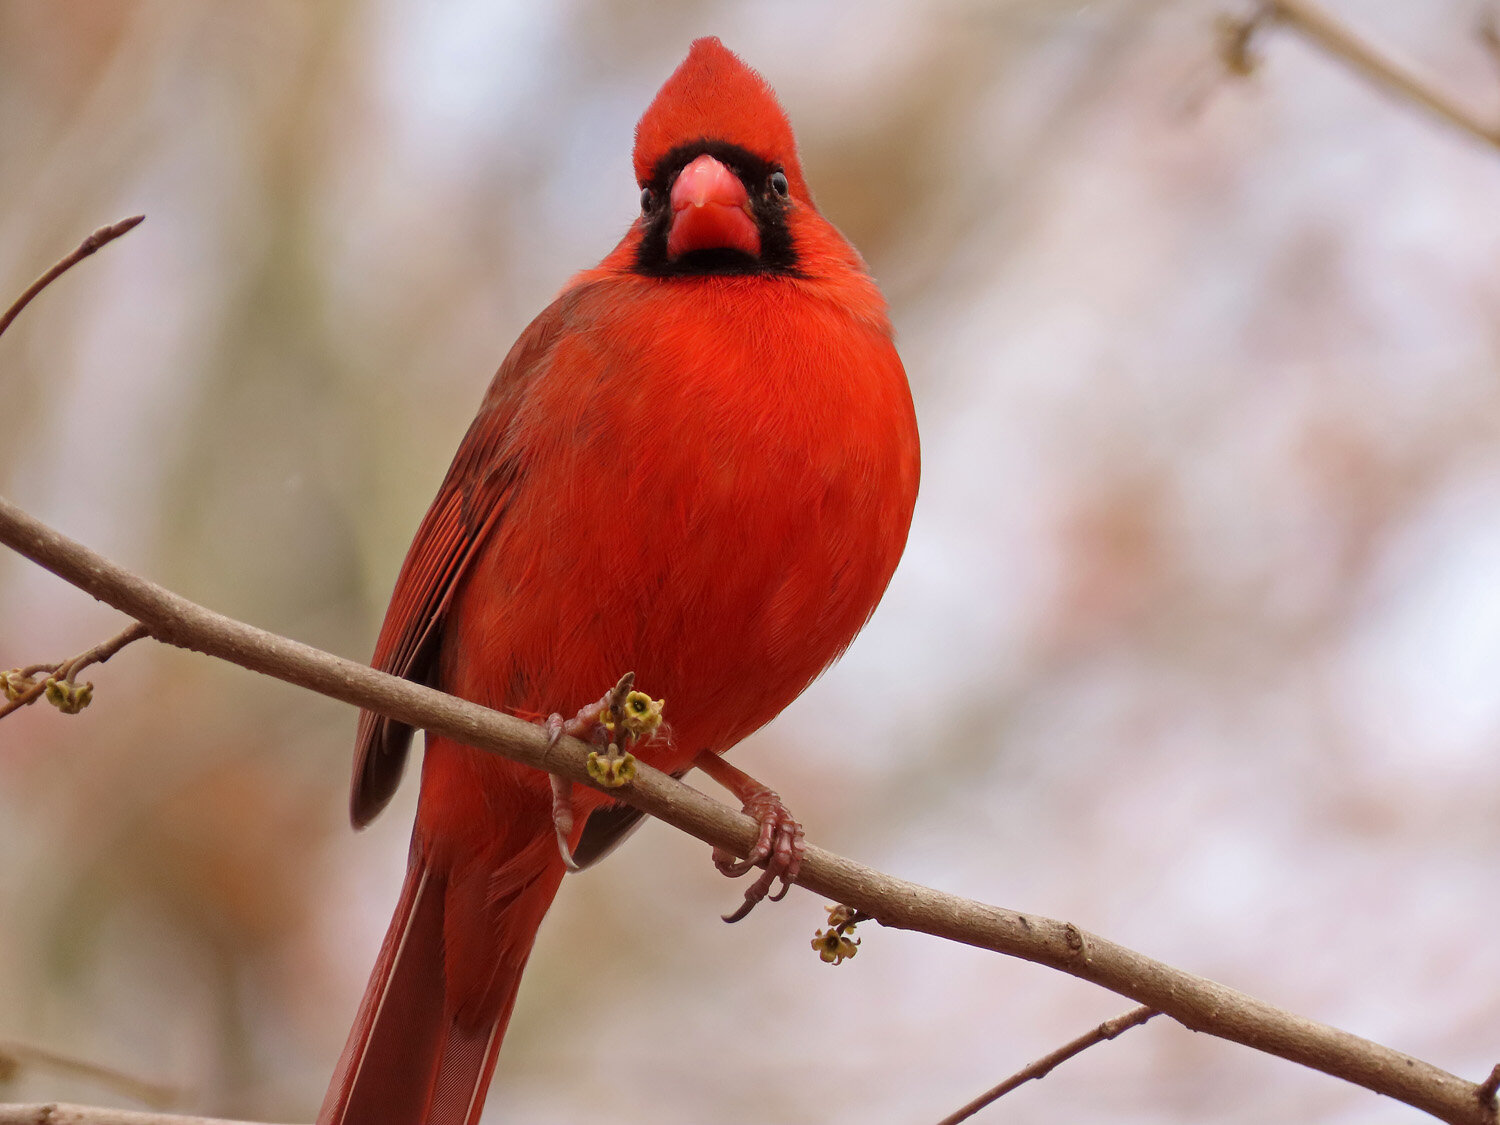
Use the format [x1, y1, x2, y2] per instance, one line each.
[618, 690, 664, 739]
[825, 903, 858, 929]
[811, 903, 863, 965]
[586, 748, 638, 788]
[811, 927, 859, 965]
[1, 669, 34, 701]
[43, 677, 93, 715]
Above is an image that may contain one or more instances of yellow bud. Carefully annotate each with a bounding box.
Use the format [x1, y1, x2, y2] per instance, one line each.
[1, 669, 34, 701]
[586, 749, 637, 788]
[43, 677, 92, 714]
[825, 903, 858, 928]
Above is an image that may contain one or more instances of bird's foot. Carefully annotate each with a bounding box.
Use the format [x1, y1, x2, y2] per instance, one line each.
[716, 787, 804, 923]
[544, 672, 635, 750]
[543, 672, 666, 870]
[693, 750, 805, 922]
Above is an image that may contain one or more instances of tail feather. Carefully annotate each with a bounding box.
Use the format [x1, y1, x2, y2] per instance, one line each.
[319, 839, 559, 1125]
[425, 1018, 507, 1125]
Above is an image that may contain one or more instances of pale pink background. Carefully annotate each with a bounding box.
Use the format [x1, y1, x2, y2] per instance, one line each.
[2, 2, 1498, 1122]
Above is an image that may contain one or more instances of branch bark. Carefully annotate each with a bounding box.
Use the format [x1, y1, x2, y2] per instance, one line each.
[1, 497, 1497, 1125]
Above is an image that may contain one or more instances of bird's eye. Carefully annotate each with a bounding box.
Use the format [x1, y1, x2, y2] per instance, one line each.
[640, 187, 654, 213]
[769, 171, 790, 198]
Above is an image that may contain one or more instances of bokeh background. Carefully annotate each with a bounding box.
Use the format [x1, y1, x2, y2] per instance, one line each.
[3, 1, 1499, 1122]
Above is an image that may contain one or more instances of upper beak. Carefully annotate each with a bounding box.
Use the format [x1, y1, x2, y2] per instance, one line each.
[666, 154, 761, 260]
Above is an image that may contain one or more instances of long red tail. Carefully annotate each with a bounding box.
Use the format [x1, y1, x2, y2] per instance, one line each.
[318, 834, 563, 1125]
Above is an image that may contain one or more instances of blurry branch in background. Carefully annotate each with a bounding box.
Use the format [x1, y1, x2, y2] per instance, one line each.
[3, 229, 1500, 1125]
[0, 1105, 289, 1125]
[1220, 0, 1500, 150]
[0, 216, 143, 338]
[933, 1007, 1160, 1125]
[0, 1042, 180, 1112]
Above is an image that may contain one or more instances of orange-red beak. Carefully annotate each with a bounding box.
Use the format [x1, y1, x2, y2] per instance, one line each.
[666, 154, 761, 260]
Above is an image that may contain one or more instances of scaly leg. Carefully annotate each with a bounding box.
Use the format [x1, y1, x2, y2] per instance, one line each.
[693, 750, 805, 923]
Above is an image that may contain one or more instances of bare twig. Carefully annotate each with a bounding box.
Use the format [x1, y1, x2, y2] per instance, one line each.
[1479, 10, 1500, 81]
[1, 497, 1496, 1125]
[0, 1105, 289, 1125]
[0, 216, 144, 341]
[0, 1043, 178, 1110]
[1226, 0, 1500, 150]
[1479, 1063, 1500, 1109]
[933, 1006, 1160, 1125]
[0, 622, 149, 720]
[1216, 9, 1264, 77]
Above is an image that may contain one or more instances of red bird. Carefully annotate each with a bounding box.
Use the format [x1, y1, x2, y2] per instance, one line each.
[320, 37, 920, 1125]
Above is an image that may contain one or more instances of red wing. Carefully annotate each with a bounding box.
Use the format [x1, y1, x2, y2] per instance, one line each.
[350, 427, 518, 827]
[349, 298, 574, 827]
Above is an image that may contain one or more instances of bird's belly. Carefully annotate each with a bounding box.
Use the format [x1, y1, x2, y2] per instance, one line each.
[430, 283, 917, 822]
[442, 439, 883, 777]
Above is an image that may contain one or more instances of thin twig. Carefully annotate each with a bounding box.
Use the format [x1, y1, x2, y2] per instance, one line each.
[0, 622, 149, 720]
[1479, 10, 1500, 82]
[0, 216, 144, 341]
[933, 1006, 1159, 1125]
[1479, 1063, 1500, 1108]
[0, 1043, 179, 1110]
[0, 496, 1496, 1125]
[1229, 0, 1500, 151]
[0, 680, 49, 719]
[0, 1105, 290, 1125]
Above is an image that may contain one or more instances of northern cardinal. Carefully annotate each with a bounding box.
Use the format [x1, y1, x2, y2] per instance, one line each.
[319, 37, 919, 1125]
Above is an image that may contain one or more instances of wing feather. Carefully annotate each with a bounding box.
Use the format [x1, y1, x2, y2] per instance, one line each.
[349, 296, 576, 826]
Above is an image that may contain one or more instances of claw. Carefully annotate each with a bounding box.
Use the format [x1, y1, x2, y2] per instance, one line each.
[715, 787, 805, 923]
[691, 750, 807, 922]
[550, 774, 582, 873]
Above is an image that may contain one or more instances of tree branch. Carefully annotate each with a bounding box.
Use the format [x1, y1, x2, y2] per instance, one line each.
[933, 1006, 1159, 1125]
[0, 496, 1496, 1125]
[1224, 0, 1500, 151]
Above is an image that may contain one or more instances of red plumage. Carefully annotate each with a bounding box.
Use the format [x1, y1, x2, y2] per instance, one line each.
[320, 37, 919, 1125]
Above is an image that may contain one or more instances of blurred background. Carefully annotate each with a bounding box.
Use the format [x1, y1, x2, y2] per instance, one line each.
[2, 1, 1499, 1122]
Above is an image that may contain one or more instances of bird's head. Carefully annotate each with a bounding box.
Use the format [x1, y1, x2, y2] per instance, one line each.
[629, 37, 812, 277]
